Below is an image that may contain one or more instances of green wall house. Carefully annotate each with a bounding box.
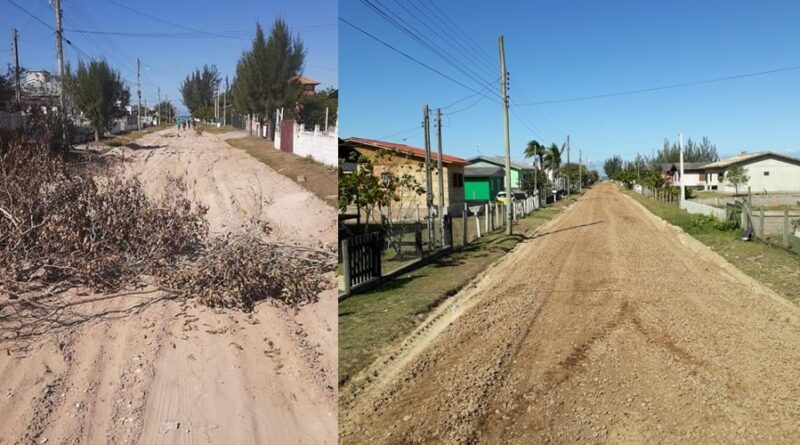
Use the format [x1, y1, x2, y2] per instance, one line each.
[464, 166, 505, 202]
[467, 155, 535, 190]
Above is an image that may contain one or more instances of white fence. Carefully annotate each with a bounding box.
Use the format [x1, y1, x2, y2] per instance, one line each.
[680, 200, 727, 219]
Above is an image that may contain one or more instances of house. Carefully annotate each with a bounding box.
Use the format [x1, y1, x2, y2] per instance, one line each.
[464, 166, 504, 203]
[467, 155, 535, 191]
[295, 76, 320, 96]
[344, 137, 467, 218]
[703, 151, 800, 193]
[660, 162, 708, 187]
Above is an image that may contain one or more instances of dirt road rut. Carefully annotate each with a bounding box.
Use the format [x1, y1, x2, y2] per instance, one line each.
[340, 183, 800, 444]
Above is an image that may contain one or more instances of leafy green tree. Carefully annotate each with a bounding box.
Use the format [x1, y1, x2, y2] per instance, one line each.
[232, 19, 305, 136]
[604, 155, 623, 179]
[180, 65, 220, 118]
[725, 165, 749, 195]
[67, 60, 129, 141]
[297, 87, 337, 130]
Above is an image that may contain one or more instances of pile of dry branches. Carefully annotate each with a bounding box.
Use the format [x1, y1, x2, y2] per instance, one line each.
[0, 132, 333, 314]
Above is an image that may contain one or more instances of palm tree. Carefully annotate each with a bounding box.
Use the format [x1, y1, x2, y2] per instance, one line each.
[524, 140, 547, 197]
[544, 143, 563, 177]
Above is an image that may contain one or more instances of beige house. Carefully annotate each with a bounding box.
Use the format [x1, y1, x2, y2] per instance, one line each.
[703, 151, 800, 193]
[344, 137, 467, 220]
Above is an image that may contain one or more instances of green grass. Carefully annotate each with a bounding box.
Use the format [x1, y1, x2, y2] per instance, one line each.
[338, 195, 580, 387]
[625, 189, 800, 304]
[100, 124, 170, 147]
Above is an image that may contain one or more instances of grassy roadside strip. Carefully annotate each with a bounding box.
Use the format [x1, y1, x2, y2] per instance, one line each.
[624, 189, 800, 303]
[199, 124, 238, 134]
[338, 193, 582, 387]
[99, 124, 171, 147]
[225, 136, 336, 207]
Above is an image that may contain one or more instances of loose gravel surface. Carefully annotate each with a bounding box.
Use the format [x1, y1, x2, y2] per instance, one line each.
[1, 128, 337, 445]
[339, 182, 800, 444]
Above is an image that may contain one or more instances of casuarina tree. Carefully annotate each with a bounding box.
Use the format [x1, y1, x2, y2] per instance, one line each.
[232, 19, 305, 137]
[67, 60, 129, 141]
[180, 65, 220, 119]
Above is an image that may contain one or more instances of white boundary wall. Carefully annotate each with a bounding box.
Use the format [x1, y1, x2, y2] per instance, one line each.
[680, 200, 726, 219]
[274, 117, 337, 166]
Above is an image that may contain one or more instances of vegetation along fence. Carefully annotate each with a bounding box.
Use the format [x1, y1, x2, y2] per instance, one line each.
[742, 204, 800, 251]
[339, 196, 540, 298]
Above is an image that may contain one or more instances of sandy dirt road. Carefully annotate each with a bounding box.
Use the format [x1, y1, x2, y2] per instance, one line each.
[0, 128, 337, 444]
[340, 182, 800, 444]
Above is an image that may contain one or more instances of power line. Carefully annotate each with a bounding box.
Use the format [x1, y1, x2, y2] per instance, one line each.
[358, 0, 496, 95]
[103, 0, 247, 40]
[516, 64, 800, 105]
[340, 16, 499, 101]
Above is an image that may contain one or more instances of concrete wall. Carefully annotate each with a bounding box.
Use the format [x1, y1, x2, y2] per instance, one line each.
[274, 121, 337, 166]
[680, 200, 727, 219]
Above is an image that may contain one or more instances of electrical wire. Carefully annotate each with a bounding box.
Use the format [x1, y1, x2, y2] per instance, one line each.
[340, 16, 499, 101]
[516, 64, 800, 105]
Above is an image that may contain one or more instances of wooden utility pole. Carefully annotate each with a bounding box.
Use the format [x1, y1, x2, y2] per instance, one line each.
[12, 29, 21, 105]
[423, 105, 434, 245]
[436, 108, 445, 246]
[498, 35, 512, 235]
[53, 0, 66, 113]
[137, 57, 142, 130]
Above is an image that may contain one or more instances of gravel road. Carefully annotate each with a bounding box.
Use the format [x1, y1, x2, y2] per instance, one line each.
[1, 129, 337, 445]
[339, 182, 800, 444]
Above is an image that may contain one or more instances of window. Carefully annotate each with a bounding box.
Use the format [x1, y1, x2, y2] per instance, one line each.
[380, 172, 391, 185]
[764, 171, 770, 176]
[452, 172, 464, 188]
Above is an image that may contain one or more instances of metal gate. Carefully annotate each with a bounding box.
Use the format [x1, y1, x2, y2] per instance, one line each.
[341, 232, 382, 292]
[280, 119, 294, 153]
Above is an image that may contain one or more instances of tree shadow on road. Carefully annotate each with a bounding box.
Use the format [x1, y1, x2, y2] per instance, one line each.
[533, 220, 605, 239]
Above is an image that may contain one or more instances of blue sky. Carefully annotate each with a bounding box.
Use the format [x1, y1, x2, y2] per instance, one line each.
[340, 0, 800, 168]
[1, 0, 337, 115]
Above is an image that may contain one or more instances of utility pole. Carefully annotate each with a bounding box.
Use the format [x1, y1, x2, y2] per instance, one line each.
[436, 108, 445, 246]
[157, 87, 161, 126]
[423, 105, 434, 245]
[53, 0, 66, 113]
[578, 149, 583, 192]
[679, 133, 685, 206]
[165, 94, 170, 122]
[566, 135, 571, 195]
[12, 29, 21, 106]
[136, 57, 142, 130]
[223, 76, 228, 127]
[498, 35, 512, 235]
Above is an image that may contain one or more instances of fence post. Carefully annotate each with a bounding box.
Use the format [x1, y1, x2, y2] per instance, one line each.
[415, 225, 423, 258]
[373, 233, 382, 278]
[485, 203, 490, 233]
[462, 203, 468, 247]
[759, 207, 765, 238]
[475, 213, 481, 238]
[342, 239, 352, 294]
[783, 209, 790, 248]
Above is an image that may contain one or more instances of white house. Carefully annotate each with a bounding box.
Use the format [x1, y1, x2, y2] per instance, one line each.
[703, 151, 800, 193]
[661, 162, 708, 187]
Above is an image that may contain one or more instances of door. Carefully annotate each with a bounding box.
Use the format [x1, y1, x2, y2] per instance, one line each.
[280, 119, 294, 153]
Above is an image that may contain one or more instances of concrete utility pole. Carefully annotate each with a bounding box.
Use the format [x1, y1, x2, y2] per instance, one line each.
[498, 35, 512, 235]
[223, 76, 228, 127]
[679, 133, 685, 206]
[12, 29, 21, 105]
[165, 94, 170, 122]
[136, 57, 142, 130]
[423, 105, 434, 245]
[579, 149, 583, 192]
[157, 87, 161, 125]
[566, 135, 571, 195]
[53, 0, 66, 113]
[436, 108, 445, 246]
